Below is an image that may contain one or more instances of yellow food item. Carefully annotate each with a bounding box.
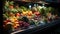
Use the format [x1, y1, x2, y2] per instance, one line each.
[16, 24, 19, 26]
[14, 21, 19, 24]
[27, 11, 32, 16]
[22, 11, 28, 16]
[16, 16, 20, 19]
[9, 16, 18, 22]
[47, 13, 51, 16]
[12, 22, 19, 28]
[26, 11, 28, 13]
[27, 16, 32, 19]
[14, 25, 17, 28]
[47, 13, 52, 17]
[22, 12, 27, 15]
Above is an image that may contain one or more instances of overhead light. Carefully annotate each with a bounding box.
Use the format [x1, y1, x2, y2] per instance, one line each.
[29, 5, 31, 9]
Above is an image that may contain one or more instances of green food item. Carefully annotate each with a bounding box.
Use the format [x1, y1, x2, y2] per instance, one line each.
[20, 6, 28, 11]
[29, 20, 35, 25]
[9, 1, 14, 5]
[34, 21, 39, 26]
[16, 8, 22, 13]
[32, 7, 37, 11]
[3, 14, 7, 18]
[45, 7, 55, 15]
[22, 16, 29, 23]
[5, 1, 9, 6]
[34, 22, 38, 26]
[18, 17, 22, 21]
[3, 13, 9, 18]
[17, 8, 20, 11]
[45, 7, 51, 13]
[37, 6, 43, 12]
[4, 6, 9, 12]
[40, 8, 46, 16]
[9, 8, 18, 13]
[4, 1, 9, 12]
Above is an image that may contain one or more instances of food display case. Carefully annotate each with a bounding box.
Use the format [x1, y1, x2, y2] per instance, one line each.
[3, 0, 60, 34]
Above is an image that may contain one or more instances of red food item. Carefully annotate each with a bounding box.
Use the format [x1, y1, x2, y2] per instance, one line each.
[47, 17, 50, 20]
[34, 11, 40, 16]
[34, 18, 38, 20]
[19, 21, 24, 27]
[3, 20, 7, 23]
[55, 15, 58, 19]
[19, 21, 30, 28]
[3, 20, 11, 25]
[19, 21, 24, 24]
[16, 13, 20, 16]
[9, 5, 14, 9]
[3, 20, 7, 27]
[23, 22, 30, 27]
[14, 26, 18, 29]
[6, 19, 11, 22]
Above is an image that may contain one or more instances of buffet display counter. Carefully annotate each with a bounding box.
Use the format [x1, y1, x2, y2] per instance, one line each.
[3, 0, 60, 34]
[11, 19, 60, 34]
